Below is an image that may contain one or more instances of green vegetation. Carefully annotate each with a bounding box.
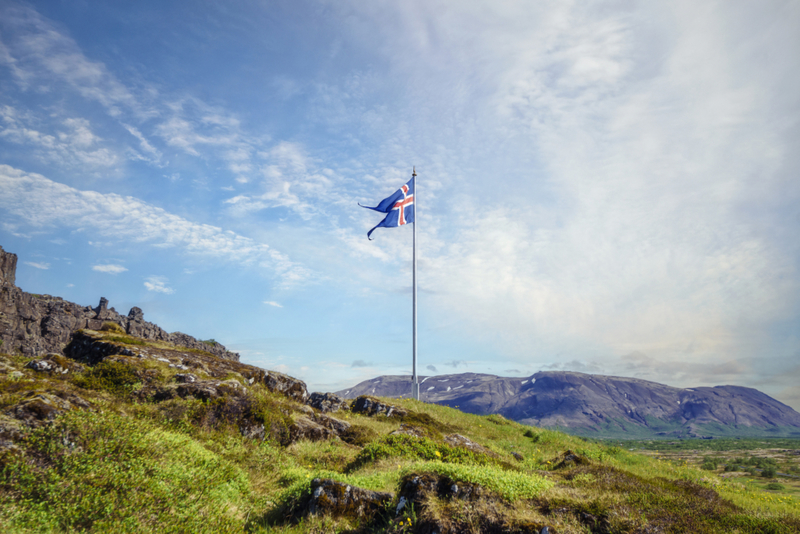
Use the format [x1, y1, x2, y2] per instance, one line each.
[0, 341, 799, 533]
[100, 322, 125, 334]
[72, 360, 141, 394]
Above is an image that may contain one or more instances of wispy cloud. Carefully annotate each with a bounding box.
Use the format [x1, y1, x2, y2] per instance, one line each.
[144, 276, 174, 294]
[92, 264, 127, 274]
[0, 106, 119, 169]
[23, 261, 49, 270]
[0, 4, 145, 117]
[263, 300, 283, 308]
[0, 165, 310, 286]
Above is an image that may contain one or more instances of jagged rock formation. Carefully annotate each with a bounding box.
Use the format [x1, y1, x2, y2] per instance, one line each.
[0, 245, 238, 361]
[339, 371, 800, 439]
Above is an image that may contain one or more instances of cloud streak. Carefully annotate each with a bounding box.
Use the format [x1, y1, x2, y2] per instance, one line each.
[0, 165, 310, 286]
[92, 264, 127, 274]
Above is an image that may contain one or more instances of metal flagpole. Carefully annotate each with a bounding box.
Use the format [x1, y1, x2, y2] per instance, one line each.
[412, 167, 419, 401]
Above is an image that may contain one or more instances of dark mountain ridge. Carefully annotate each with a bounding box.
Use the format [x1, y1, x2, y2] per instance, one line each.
[339, 371, 800, 439]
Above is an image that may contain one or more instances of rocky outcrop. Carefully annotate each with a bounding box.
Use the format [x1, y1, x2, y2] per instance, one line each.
[4, 391, 90, 428]
[351, 395, 407, 418]
[340, 371, 800, 439]
[151, 379, 248, 402]
[303, 478, 392, 520]
[307, 392, 349, 413]
[0, 245, 238, 361]
[0, 246, 16, 287]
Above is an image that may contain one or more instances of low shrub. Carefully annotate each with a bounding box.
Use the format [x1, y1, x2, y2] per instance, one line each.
[347, 434, 492, 472]
[0, 410, 251, 532]
[72, 361, 140, 394]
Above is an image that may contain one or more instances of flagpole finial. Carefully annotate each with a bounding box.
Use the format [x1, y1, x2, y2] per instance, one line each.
[412, 166, 416, 177]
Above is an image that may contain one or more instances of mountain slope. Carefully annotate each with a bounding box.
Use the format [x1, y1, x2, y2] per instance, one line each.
[338, 371, 800, 439]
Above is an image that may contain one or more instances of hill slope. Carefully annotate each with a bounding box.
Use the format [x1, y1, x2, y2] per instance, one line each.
[338, 371, 800, 439]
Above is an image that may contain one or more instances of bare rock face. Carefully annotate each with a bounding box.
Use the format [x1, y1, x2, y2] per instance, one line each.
[351, 396, 407, 418]
[0, 246, 16, 287]
[307, 392, 349, 413]
[304, 478, 392, 520]
[0, 245, 239, 361]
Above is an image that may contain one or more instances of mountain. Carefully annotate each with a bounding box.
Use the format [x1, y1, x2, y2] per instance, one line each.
[1, 243, 798, 532]
[338, 371, 800, 439]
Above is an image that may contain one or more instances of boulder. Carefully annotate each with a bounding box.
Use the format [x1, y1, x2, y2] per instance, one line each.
[312, 412, 351, 435]
[153, 379, 247, 402]
[351, 396, 407, 418]
[6, 391, 88, 427]
[289, 416, 337, 443]
[307, 392, 349, 413]
[305, 478, 392, 520]
[552, 450, 591, 470]
[263, 370, 309, 403]
[174, 373, 198, 383]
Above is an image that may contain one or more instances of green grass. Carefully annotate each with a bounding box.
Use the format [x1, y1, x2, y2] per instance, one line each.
[1, 344, 799, 533]
[401, 461, 553, 501]
[0, 410, 251, 533]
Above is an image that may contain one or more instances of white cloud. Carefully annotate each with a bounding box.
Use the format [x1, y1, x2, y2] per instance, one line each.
[0, 165, 309, 286]
[0, 106, 118, 169]
[144, 276, 174, 294]
[0, 4, 145, 117]
[263, 300, 283, 308]
[92, 264, 127, 274]
[23, 261, 49, 270]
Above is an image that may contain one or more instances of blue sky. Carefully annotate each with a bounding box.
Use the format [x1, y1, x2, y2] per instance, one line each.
[1, 1, 799, 408]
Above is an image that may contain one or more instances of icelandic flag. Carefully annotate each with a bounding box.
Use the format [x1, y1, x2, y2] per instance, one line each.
[360, 177, 415, 240]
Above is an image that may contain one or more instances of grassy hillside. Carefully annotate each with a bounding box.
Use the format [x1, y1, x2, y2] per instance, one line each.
[0, 332, 798, 533]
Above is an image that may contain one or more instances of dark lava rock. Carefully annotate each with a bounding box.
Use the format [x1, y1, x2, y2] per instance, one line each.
[305, 478, 392, 520]
[242, 368, 308, 403]
[152, 379, 247, 402]
[174, 373, 198, 383]
[552, 450, 591, 470]
[398, 473, 486, 507]
[351, 396, 407, 418]
[311, 412, 351, 435]
[307, 391, 349, 413]
[289, 416, 338, 443]
[6, 391, 89, 427]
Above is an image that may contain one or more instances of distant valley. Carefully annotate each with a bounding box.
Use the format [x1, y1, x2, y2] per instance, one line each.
[339, 371, 800, 439]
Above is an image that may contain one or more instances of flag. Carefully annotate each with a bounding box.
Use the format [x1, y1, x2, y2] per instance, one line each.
[360, 177, 415, 240]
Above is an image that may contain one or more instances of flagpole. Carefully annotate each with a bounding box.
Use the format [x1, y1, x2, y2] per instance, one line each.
[412, 166, 419, 401]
